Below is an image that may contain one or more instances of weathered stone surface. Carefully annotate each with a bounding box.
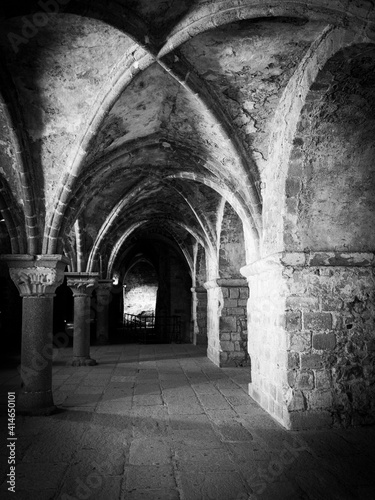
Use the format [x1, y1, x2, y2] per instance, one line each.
[304, 313, 332, 332]
[2, 0, 375, 437]
[312, 333, 336, 350]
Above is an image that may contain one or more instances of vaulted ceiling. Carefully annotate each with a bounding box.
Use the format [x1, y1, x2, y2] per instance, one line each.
[0, 0, 374, 274]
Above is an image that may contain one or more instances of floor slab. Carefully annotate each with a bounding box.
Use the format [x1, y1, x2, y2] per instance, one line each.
[0, 344, 374, 499]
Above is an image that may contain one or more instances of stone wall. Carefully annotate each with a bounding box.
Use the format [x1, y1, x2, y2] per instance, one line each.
[242, 252, 375, 430]
[218, 278, 249, 366]
[124, 261, 158, 316]
[204, 278, 249, 367]
[195, 287, 208, 346]
[241, 257, 288, 425]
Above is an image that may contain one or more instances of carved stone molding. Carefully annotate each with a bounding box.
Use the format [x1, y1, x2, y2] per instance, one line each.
[65, 272, 99, 297]
[96, 279, 113, 296]
[9, 267, 63, 297]
[240, 251, 375, 278]
[0, 254, 69, 297]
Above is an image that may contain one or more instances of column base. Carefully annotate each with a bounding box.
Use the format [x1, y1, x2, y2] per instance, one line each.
[72, 357, 97, 366]
[17, 390, 56, 416]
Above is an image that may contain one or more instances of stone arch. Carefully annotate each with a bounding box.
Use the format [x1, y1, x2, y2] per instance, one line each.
[214, 200, 249, 366]
[285, 43, 375, 251]
[264, 26, 374, 255]
[0, 175, 26, 254]
[122, 257, 159, 317]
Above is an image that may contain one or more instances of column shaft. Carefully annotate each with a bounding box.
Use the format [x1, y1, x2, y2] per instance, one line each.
[66, 272, 99, 366]
[19, 296, 55, 414]
[0, 254, 69, 415]
[72, 294, 91, 360]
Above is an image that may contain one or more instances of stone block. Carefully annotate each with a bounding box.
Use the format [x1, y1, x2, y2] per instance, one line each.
[219, 352, 228, 365]
[285, 311, 302, 331]
[295, 370, 314, 390]
[287, 390, 306, 411]
[312, 333, 336, 350]
[224, 298, 238, 308]
[287, 369, 297, 388]
[239, 288, 249, 299]
[304, 312, 332, 331]
[307, 390, 333, 410]
[227, 307, 245, 316]
[220, 333, 231, 341]
[238, 299, 248, 307]
[289, 331, 311, 352]
[220, 341, 234, 352]
[300, 353, 324, 370]
[219, 316, 236, 332]
[315, 370, 332, 389]
[288, 410, 333, 430]
[288, 352, 300, 369]
[321, 296, 343, 311]
[285, 178, 301, 198]
[229, 288, 240, 299]
[286, 295, 319, 311]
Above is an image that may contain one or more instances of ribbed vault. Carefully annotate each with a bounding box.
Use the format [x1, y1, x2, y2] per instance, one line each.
[0, 0, 374, 277]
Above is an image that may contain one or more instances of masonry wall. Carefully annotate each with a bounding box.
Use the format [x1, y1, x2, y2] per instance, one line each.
[218, 279, 249, 366]
[195, 287, 208, 346]
[286, 256, 375, 429]
[242, 252, 375, 430]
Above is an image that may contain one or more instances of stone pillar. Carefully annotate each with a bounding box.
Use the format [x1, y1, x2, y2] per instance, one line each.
[0, 254, 69, 415]
[203, 278, 249, 367]
[66, 272, 99, 366]
[96, 279, 113, 345]
[190, 286, 208, 345]
[217, 278, 249, 367]
[241, 251, 375, 430]
[204, 280, 222, 366]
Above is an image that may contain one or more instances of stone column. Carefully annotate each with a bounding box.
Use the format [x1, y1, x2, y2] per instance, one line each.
[0, 254, 69, 415]
[66, 272, 99, 366]
[203, 279, 222, 366]
[96, 279, 113, 345]
[191, 286, 208, 346]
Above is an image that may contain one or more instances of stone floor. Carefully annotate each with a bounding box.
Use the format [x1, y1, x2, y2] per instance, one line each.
[0, 343, 375, 500]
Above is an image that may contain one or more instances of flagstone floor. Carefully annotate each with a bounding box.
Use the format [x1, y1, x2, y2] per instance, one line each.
[0, 343, 375, 500]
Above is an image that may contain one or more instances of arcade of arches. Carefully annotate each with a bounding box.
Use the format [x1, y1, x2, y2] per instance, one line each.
[0, 0, 375, 430]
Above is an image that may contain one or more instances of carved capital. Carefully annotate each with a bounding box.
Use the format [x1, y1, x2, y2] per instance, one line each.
[0, 254, 69, 297]
[96, 279, 113, 296]
[65, 272, 99, 297]
[10, 267, 63, 297]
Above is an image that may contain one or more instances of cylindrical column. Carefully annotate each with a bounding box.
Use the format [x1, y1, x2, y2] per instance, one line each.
[66, 272, 99, 366]
[21, 296, 54, 411]
[96, 280, 113, 345]
[0, 254, 69, 415]
[72, 294, 91, 360]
